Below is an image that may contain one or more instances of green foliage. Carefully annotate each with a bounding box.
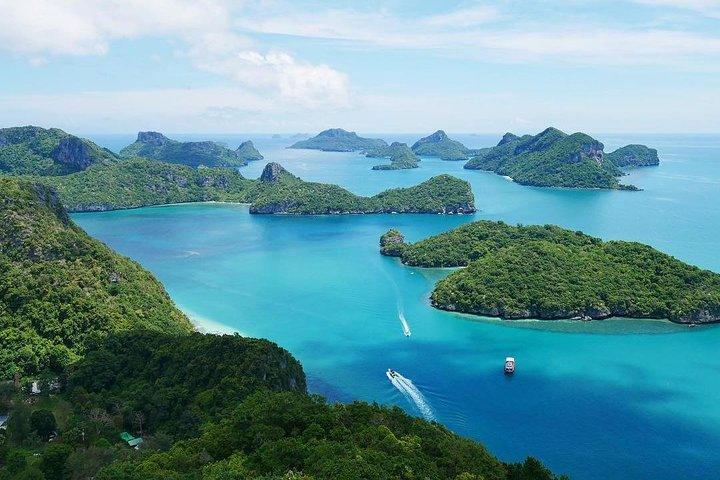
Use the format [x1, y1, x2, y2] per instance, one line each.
[0, 126, 116, 176]
[379, 229, 406, 256]
[39, 443, 71, 480]
[96, 391, 563, 480]
[29, 159, 474, 215]
[6, 405, 32, 446]
[288, 129, 387, 152]
[384, 221, 720, 322]
[34, 157, 256, 212]
[369, 142, 419, 170]
[236, 141, 264, 162]
[68, 331, 306, 438]
[0, 177, 192, 377]
[411, 130, 471, 161]
[248, 165, 475, 214]
[119, 132, 246, 168]
[30, 410, 56, 441]
[464, 127, 654, 189]
[606, 144, 659, 167]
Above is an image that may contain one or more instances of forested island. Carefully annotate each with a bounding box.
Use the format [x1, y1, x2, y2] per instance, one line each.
[30, 160, 475, 214]
[0, 126, 117, 176]
[0, 177, 562, 480]
[288, 128, 387, 152]
[367, 142, 420, 170]
[119, 131, 252, 167]
[463, 127, 659, 189]
[381, 221, 720, 323]
[411, 130, 475, 161]
[235, 140, 264, 162]
[249, 163, 475, 214]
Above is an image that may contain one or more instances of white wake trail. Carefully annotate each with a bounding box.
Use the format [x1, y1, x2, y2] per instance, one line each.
[399, 309, 411, 337]
[387, 371, 435, 420]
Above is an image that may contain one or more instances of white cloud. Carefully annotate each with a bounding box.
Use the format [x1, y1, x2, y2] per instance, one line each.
[236, 3, 720, 66]
[632, 0, 720, 18]
[0, 0, 349, 107]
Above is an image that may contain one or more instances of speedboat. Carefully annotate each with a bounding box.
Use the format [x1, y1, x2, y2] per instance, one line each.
[386, 368, 398, 379]
[504, 357, 516, 375]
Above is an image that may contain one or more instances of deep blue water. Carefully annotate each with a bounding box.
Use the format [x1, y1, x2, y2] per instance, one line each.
[76, 133, 720, 479]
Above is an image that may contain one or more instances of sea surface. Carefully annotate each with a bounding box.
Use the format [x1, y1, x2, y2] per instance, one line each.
[76, 133, 720, 480]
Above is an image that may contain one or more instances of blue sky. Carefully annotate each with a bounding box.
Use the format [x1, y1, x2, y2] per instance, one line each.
[1, 0, 719, 134]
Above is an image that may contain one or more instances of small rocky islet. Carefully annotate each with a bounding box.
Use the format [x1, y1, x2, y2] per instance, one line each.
[381, 221, 720, 324]
[367, 142, 420, 170]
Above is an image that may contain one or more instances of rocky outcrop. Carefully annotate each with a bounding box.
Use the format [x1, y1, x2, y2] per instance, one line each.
[137, 131, 169, 145]
[51, 137, 95, 170]
[379, 229, 406, 256]
[498, 132, 519, 146]
[260, 162, 288, 182]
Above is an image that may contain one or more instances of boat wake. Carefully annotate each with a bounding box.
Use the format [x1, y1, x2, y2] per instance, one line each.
[386, 369, 435, 420]
[399, 310, 411, 337]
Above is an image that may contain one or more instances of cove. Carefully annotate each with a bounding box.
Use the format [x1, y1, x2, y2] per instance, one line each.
[76, 133, 720, 480]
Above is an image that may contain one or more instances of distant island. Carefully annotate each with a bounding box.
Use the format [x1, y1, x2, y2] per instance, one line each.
[367, 142, 420, 170]
[411, 130, 475, 161]
[250, 163, 473, 214]
[606, 144, 660, 167]
[381, 221, 720, 324]
[0, 126, 117, 176]
[288, 128, 387, 152]
[34, 159, 475, 215]
[235, 140, 264, 162]
[464, 127, 659, 189]
[119, 131, 252, 168]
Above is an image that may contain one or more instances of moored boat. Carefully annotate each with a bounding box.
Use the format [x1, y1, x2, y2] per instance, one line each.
[504, 357, 515, 375]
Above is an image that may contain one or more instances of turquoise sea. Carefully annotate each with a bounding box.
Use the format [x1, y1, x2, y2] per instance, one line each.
[77, 133, 720, 479]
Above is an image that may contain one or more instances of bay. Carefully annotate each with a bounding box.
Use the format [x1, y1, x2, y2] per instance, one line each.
[76, 133, 720, 479]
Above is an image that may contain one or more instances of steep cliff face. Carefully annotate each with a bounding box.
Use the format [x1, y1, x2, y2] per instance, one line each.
[259, 162, 290, 182]
[51, 136, 96, 170]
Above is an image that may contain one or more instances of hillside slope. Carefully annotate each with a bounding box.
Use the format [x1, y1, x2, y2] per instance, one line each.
[0, 177, 192, 376]
[0, 126, 117, 176]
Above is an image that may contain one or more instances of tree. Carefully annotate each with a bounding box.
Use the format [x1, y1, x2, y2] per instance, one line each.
[7, 404, 32, 445]
[40, 444, 72, 480]
[30, 409, 56, 441]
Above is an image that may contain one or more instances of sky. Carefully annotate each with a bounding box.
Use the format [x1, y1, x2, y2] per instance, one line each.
[1, 0, 719, 134]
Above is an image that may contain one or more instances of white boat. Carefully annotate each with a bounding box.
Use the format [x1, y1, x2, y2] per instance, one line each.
[386, 368, 398, 380]
[504, 357, 516, 375]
